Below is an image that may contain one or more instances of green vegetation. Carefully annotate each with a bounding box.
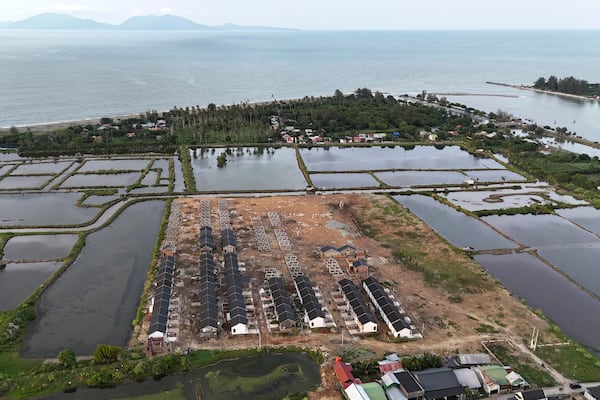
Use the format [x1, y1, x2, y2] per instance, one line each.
[536, 342, 600, 382]
[533, 75, 600, 96]
[178, 146, 196, 192]
[93, 344, 123, 364]
[57, 349, 76, 368]
[0, 89, 478, 156]
[401, 353, 443, 371]
[352, 196, 494, 299]
[475, 324, 498, 334]
[487, 343, 556, 387]
[216, 151, 227, 167]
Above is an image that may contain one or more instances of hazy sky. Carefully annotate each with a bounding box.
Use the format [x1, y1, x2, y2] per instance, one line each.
[1, 0, 599, 30]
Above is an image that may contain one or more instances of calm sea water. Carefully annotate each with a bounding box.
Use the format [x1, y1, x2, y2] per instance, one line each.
[1, 30, 600, 139]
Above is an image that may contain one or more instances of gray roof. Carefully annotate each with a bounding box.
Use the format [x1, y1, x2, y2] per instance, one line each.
[294, 275, 325, 321]
[338, 278, 377, 325]
[363, 276, 410, 331]
[148, 255, 176, 334]
[414, 368, 464, 400]
[269, 277, 297, 324]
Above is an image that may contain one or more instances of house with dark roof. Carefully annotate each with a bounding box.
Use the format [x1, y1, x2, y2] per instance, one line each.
[199, 226, 216, 253]
[198, 280, 218, 336]
[268, 277, 297, 330]
[362, 276, 420, 339]
[338, 279, 377, 334]
[586, 386, 600, 400]
[221, 227, 237, 253]
[413, 368, 466, 400]
[148, 255, 176, 342]
[223, 252, 249, 335]
[516, 389, 546, 400]
[381, 370, 425, 400]
[294, 275, 326, 328]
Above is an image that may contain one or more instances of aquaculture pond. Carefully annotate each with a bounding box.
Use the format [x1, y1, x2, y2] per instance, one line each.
[474, 253, 600, 351]
[0, 175, 50, 190]
[0, 262, 62, 311]
[442, 190, 553, 212]
[191, 147, 307, 191]
[81, 195, 119, 206]
[43, 352, 320, 400]
[557, 207, 600, 235]
[0, 193, 99, 227]
[537, 244, 600, 299]
[463, 169, 526, 182]
[2, 234, 77, 260]
[375, 170, 467, 186]
[10, 161, 72, 175]
[310, 173, 380, 189]
[60, 172, 141, 188]
[22, 201, 165, 357]
[393, 195, 517, 250]
[482, 214, 600, 248]
[299, 145, 505, 171]
[78, 159, 151, 172]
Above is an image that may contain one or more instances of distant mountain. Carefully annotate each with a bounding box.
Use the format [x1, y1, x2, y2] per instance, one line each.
[118, 15, 211, 31]
[0, 13, 295, 31]
[8, 13, 112, 30]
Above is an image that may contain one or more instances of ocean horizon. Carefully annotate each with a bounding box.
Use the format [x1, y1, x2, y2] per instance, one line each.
[2, 29, 600, 139]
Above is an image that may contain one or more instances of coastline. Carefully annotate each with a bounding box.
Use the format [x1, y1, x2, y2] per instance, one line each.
[486, 81, 600, 102]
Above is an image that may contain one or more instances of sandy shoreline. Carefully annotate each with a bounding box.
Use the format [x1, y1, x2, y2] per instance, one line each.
[486, 81, 600, 102]
[0, 113, 145, 133]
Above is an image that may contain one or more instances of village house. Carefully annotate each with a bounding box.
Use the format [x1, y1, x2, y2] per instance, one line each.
[338, 279, 378, 334]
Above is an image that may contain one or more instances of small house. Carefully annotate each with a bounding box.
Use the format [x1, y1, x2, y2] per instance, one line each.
[586, 386, 600, 400]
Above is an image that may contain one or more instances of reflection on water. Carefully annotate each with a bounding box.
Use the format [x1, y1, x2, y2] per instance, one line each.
[0, 193, 98, 227]
[0, 262, 62, 311]
[393, 194, 516, 250]
[3, 234, 77, 260]
[301, 145, 504, 171]
[191, 147, 307, 191]
[22, 201, 165, 357]
[311, 173, 379, 188]
[475, 253, 600, 351]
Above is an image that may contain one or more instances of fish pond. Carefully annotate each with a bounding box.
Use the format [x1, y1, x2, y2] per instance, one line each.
[2, 234, 78, 260]
[0, 175, 51, 190]
[393, 194, 517, 250]
[482, 214, 600, 248]
[375, 170, 467, 186]
[43, 352, 321, 400]
[300, 145, 505, 171]
[0, 193, 99, 227]
[22, 200, 165, 357]
[10, 161, 72, 175]
[78, 159, 151, 172]
[60, 172, 141, 188]
[0, 262, 62, 311]
[310, 172, 380, 189]
[557, 207, 600, 235]
[474, 253, 600, 351]
[191, 147, 307, 191]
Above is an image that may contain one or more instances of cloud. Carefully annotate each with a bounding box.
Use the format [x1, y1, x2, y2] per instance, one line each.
[159, 7, 173, 15]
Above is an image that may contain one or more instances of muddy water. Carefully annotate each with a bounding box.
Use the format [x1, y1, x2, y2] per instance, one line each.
[22, 201, 165, 357]
[311, 172, 379, 188]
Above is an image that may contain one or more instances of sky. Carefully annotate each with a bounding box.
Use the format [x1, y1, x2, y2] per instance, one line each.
[1, 0, 599, 30]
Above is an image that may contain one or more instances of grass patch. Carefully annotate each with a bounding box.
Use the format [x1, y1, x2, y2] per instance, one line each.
[536, 344, 600, 382]
[351, 195, 494, 297]
[475, 324, 498, 334]
[487, 343, 555, 387]
[178, 146, 196, 193]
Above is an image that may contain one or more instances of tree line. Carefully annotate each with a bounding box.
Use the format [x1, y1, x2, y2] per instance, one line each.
[0, 88, 477, 155]
[533, 75, 600, 96]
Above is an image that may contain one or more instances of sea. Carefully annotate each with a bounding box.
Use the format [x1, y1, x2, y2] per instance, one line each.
[1, 29, 600, 140]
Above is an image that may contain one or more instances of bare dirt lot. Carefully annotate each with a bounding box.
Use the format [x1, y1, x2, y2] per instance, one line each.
[137, 193, 553, 399]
